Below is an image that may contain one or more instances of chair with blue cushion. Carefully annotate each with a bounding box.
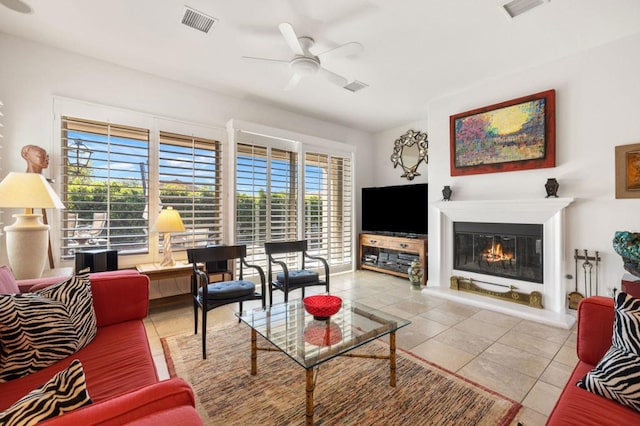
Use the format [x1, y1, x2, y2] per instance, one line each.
[187, 245, 266, 359]
[264, 240, 329, 306]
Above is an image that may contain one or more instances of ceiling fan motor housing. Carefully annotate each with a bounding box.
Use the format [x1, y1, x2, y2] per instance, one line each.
[290, 56, 320, 75]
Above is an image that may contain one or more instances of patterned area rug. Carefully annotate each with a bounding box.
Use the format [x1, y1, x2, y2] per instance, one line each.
[162, 323, 521, 425]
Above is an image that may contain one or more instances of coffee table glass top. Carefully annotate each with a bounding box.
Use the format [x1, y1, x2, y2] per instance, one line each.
[236, 298, 410, 369]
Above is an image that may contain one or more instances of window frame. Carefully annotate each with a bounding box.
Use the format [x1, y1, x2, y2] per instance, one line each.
[53, 97, 227, 268]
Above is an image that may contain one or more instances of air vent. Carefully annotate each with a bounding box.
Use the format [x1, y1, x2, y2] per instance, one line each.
[501, 0, 548, 19]
[181, 6, 217, 33]
[343, 80, 369, 93]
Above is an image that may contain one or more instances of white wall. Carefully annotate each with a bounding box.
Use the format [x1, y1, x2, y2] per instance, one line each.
[420, 32, 640, 296]
[0, 34, 373, 267]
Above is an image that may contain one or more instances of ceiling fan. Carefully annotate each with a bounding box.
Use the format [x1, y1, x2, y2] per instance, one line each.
[242, 22, 364, 91]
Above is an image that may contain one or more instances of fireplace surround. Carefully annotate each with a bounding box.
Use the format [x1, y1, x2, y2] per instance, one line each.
[428, 198, 575, 328]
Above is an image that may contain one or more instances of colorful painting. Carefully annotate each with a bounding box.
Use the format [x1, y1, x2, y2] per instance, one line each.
[450, 90, 556, 176]
[616, 143, 640, 198]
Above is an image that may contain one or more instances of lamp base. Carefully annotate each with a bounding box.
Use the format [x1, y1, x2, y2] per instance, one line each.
[159, 233, 176, 267]
[5, 214, 49, 279]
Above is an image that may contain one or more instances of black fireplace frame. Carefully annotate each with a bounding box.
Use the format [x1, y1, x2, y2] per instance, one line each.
[453, 221, 544, 284]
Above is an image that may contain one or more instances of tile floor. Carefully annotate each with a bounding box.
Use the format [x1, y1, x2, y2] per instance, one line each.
[144, 270, 577, 425]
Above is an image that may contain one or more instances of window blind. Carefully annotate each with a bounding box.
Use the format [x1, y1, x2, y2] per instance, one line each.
[236, 143, 298, 268]
[158, 131, 222, 250]
[61, 116, 149, 259]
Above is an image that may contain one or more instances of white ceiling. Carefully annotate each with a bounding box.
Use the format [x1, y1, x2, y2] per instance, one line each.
[1, 0, 640, 133]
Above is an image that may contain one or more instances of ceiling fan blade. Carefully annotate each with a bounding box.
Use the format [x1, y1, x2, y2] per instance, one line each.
[318, 67, 348, 87]
[0, 0, 32, 13]
[241, 56, 289, 64]
[316, 42, 363, 59]
[284, 73, 302, 91]
[278, 22, 305, 56]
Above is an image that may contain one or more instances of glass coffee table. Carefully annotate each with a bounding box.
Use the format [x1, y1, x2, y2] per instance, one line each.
[236, 298, 411, 425]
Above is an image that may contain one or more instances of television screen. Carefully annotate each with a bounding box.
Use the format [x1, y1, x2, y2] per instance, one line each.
[361, 183, 428, 236]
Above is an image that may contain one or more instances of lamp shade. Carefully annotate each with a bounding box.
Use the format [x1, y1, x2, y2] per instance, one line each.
[151, 207, 185, 233]
[0, 172, 65, 209]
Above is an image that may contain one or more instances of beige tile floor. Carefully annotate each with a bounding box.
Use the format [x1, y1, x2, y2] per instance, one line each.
[144, 270, 577, 425]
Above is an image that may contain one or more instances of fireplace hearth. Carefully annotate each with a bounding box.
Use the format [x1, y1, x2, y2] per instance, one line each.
[454, 222, 543, 284]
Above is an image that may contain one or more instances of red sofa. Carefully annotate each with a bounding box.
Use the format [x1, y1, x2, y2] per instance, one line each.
[547, 296, 640, 425]
[0, 269, 203, 425]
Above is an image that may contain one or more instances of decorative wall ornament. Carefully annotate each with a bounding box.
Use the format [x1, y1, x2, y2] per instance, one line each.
[450, 89, 556, 176]
[615, 143, 640, 199]
[390, 129, 428, 181]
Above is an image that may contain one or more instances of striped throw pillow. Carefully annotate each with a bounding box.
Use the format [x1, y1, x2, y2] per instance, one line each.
[577, 292, 640, 412]
[0, 274, 97, 382]
[0, 359, 92, 425]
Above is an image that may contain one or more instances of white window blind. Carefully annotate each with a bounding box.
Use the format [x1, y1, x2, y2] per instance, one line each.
[158, 131, 222, 250]
[304, 152, 353, 268]
[236, 143, 298, 267]
[61, 116, 149, 259]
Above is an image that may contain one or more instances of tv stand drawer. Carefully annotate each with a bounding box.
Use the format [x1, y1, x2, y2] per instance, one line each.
[388, 239, 423, 253]
[360, 234, 389, 248]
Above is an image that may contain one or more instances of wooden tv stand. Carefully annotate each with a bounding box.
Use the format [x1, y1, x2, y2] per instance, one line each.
[359, 233, 428, 285]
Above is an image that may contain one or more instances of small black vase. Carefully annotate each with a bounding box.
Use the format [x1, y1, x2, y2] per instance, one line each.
[442, 185, 452, 201]
[545, 178, 559, 198]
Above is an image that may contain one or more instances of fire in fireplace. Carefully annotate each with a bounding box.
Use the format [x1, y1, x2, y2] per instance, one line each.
[453, 222, 543, 283]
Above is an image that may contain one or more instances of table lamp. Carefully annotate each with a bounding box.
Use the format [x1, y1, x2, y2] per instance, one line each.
[0, 172, 65, 279]
[151, 206, 185, 266]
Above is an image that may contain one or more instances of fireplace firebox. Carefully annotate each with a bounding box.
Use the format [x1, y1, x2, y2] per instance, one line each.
[453, 222, 543, 283]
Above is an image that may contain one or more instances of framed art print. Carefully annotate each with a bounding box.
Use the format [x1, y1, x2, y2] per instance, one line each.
[450, 89, 556, 176]
[616, 143, 640, 198]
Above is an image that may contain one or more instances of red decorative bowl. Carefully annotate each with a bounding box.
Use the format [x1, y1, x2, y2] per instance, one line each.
[304, 321, 343, 346]
[303, 295, 342, 320]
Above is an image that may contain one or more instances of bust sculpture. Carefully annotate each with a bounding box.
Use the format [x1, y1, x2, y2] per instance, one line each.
[21, 144, 49, 174]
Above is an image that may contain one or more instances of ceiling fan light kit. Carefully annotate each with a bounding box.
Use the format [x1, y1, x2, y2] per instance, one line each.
[242, 22, 366, 91]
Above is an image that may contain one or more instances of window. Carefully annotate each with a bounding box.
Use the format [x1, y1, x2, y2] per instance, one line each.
[61, 117, 149, 259]
[158, 132, 222, 250]
[60, 115, 222, 262]
[236, 143, 298, 266]
[305, 152, 353, 268]
[234, 129, 353, 274]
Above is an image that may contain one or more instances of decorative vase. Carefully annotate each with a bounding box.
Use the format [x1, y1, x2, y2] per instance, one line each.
[545, 178, 559, 198]
[408, 260, 423, 287]
[442, 185, 452, 201]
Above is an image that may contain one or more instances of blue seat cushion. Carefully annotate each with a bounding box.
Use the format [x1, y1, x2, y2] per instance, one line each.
[276, 269, 319, 285]
[198, 280, 256, 300]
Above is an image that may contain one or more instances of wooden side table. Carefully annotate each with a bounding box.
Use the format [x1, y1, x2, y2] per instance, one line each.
[622, 273, 640, 298]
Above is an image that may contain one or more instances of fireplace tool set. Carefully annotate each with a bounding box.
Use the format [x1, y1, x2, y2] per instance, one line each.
[568, 249, 601, 310]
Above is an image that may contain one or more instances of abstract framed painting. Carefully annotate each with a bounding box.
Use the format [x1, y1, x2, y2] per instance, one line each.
[450, 89, 556, 176]
[615, 142, 640, 199]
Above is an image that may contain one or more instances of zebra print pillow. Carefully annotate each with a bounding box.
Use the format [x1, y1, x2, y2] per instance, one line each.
[0, 359, 92, 425]
[577, 292, 640, 412]
[577, 345, 640, 411]
[0, 274, 97, 382]
[612, 291, 640, 354]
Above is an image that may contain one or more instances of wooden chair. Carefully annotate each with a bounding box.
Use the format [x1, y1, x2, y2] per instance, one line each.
[187, 245, 266, 359]
[264, 240, 329, 306]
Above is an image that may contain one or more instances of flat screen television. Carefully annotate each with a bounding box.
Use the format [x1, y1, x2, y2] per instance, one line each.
[361, 183, 428, 237]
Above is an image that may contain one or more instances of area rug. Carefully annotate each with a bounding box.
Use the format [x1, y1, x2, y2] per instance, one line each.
[162, 323, 521, 425]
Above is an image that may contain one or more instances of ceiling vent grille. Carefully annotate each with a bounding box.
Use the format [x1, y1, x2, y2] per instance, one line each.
[501, 0, 548, 19]
[343, 80, 369, 93]
[181, 6, 217, 33]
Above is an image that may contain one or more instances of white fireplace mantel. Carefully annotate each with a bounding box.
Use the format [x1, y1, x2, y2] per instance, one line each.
[426, 198, 575, 329]
[434, 198, 573, 223]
